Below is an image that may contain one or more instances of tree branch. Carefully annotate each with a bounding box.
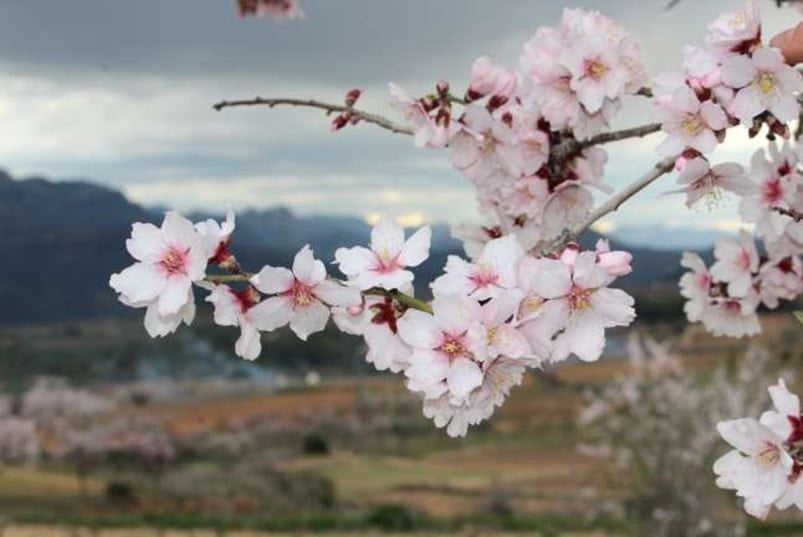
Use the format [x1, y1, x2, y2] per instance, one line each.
[212, 97, 414, 135]
[582, 122, 662, 148]
[553, 156, 677, 248]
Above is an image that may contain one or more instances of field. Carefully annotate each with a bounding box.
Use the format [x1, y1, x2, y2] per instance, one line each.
[2, 314, 803, 535]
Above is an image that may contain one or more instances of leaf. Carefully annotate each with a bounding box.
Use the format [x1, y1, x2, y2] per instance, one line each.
[794, 311, 803, 325]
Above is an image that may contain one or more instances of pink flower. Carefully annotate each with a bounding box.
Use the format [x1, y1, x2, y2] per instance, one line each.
[710, 231, 759, 298]
[335, 218, 431, 291]
[204, 284, 270, 361]
[468, 56, 517, 100]
[757, 257, 803, 309]
[110, 212, 207, 335]
[705, 0, 760, 52]
[714, 418, 793, 519]
[700, 295, 761, 338]
[721, 47, 803, 124]
[431, 235, 524, 301]
[249, 245, 361, 340]
[195, 209, 236, 264]
[449, 105, 521, 182]
[398, 295, 488, 402]
[560, 35, 628, 114]
[671, 157, 754, 208]
[389, 83, 452, 148]
[679, 252, 713, 323]
[656, 85, 728, 155]
[333, 291, 412, 373]
[521, 252, 635, 363]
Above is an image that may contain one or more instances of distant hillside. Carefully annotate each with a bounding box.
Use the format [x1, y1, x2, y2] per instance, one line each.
[0, 169, 688, 325]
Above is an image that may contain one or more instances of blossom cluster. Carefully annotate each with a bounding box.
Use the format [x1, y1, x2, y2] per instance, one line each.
[715, 379, 803, 519]
[389, 8, 647, 252]
[679, 141, 803, 337]
[110, 211, 636, 437]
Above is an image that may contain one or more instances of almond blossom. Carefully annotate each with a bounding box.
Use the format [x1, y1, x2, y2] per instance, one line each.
[710, 232, 760, 297]
[332, 292, 412, 373]
[720, 46, 803, 125]
[250, 245, 361, 340]
[431, 235, 524, 301]
[671, 158, 753, 208]
[110, 212, 207, 335]
[398, 294, 488, 402]
[195, 209, 236, 264]
[705, 0, 760, 52]
[656, 85, 728, 155]
[519, 252, 635, 363]
[715, 379, 803, 519]
[334, 218, 431, 291]
[204, 284, 266, 361]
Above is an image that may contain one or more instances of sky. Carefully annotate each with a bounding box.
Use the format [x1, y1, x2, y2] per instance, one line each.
[0, 0, 801, 235]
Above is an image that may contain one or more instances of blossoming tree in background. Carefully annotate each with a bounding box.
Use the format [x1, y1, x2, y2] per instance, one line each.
[110, 0, 803, 519]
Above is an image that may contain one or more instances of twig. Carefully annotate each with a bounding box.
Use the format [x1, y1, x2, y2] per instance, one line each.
[572, 156, 676, 237]
[212, 97, 414, 135]
[582, 122, 662, 148]
[775, 206, 803, 222]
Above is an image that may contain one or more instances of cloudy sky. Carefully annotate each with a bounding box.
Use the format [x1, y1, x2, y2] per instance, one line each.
[0, 0, 801, 234]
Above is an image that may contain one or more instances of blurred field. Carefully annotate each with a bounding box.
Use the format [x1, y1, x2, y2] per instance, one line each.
[2, 314, 803, 534]
[1, 529, 615, 537]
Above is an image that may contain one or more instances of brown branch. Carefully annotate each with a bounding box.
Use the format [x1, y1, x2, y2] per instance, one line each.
[774, 206, 803, 222]
[582, 122, 662, 148]
[570, 156, 676, 238]
[212, 97, 414, 135]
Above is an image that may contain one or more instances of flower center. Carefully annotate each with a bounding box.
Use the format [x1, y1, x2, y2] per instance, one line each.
[567, 285, 593, 311]
[762, 179, 783, 206]
[469, 264, 499, 290]
[521, 295, 545, 315]
[758, 444, 780, 467]
[438, 334, 470, 361]
[287, 279, 315, 307]
[757, 72, 776, 94]
[160, 247, 189, 275]
[584, 58, 608, 80]
[374, 248, 401, 274]
[681, 115, 706, 137]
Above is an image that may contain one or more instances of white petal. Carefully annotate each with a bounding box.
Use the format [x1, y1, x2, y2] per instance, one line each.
[161, 211, 198, 246]
[249, 296, 293, 332]
[447, 358, 484, 401]
[292, 245, 327, 285]
[157, 274, 193, 316]
[315, 280, 361, 307]
[398, 226, 432, 267]
[371, 218, 405, 258]
[397, 309, 441, 349]
[289, 300, 330, 340]
[334, 246, 375, 278]
[109, 262, 166, 303]
[126, 223, 164, 263]
[251, 265, 294, 294]
[530, 259, 572, 299]
[235, 322, 262, 361]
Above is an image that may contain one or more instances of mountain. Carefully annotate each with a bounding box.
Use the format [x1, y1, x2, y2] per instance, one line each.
[0, 170, 690, 325]
[612, 225, 731, 251]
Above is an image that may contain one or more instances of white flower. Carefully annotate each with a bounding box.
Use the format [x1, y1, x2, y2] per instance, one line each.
[431, 235, 524, 301]
[710, 231, 759, 298]
[679, 252, 712, 323]
[560, 34, 628, 114]
[204, 284, 270, 361]
[705, 0, 760, 52]
[700, 295, 761, 338]
[334, 218, 431, 291]
[195, 208, 236, 262]
[721, 47, 803, 124]
[398, 295, 488, 403]
[250, 245, 361, 341]
[714, 418, 794, 519]
[521, 252, 635, 363]
[671, 158, 754, 208]
[421, 357, 526, 438]
[332, 292, 412, 373]
[656, 85, 728, 155]
[110, 211, 207, 334]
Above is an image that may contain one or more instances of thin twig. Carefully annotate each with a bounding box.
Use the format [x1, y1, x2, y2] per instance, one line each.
[582, 122, 662, 148]
[212, 97, 414, 135]
[553, 156, 677, 248]
[212, 95, 662, 148]
[775, 206, 803, 222]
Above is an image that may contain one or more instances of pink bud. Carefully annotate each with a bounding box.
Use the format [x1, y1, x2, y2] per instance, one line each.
[345, 88, 362, 107]
[674, 156, 688, 172]
[330, 113, 349, 131]
[436, 80, 450, 96]
[347, 304, 365, 316]
[598, 251, 633, 277]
